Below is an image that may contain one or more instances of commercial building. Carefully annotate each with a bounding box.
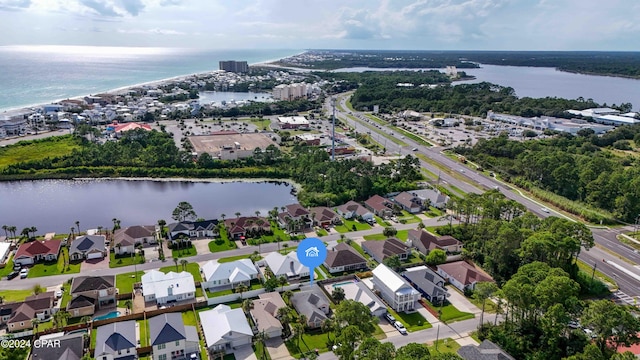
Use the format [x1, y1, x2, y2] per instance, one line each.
[277, 116, 310, 129]
[189, 132, 278, 160]
[219, 60, 249, 73]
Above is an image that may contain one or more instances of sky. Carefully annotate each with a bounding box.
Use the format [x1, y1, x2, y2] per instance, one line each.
[0, 0, 639, 50]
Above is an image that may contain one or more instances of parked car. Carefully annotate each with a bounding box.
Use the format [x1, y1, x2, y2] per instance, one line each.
[394, 321, 407, 335]
[385, 313, 396, 324]
[55, 290, 63, 299]
[19, 268, 28, 279]
[7, 271, 19, 280]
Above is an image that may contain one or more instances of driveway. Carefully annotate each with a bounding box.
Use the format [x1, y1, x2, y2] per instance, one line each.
[192, 238, 212, 255]
[80, 256, 110, 271]
[445, 286, 481, 314]
[266, 337, 290, 360]
[232, 344, 257, 360]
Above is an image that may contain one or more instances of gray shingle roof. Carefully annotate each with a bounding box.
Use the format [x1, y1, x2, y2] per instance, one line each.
[95, 320, 136, 355]
[71, 276, 115, 294]
[149, 313, 187, 346]
[457, 340, 515, 360]
[31, 333, 84, 360]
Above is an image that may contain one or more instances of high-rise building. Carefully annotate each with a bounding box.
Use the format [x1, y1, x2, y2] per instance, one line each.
[219, 60, 249, 73]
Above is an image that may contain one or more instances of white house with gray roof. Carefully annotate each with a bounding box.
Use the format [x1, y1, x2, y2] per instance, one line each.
[149, 313, 199, 360]
[141, 270, 196, 305]
[260, 251, 309, 280]
[94, 320, 137, 360]
[336, 281, 386, 317]
[372, 264, 420, 313]
[69, 235, 107, 261]
[199, 304, 253, 353]
[201, 259, 258, 291]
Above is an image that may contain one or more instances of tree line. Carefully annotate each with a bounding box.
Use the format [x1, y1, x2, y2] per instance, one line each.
[455, 127, 640, 223]
[0, 131, 422, 208]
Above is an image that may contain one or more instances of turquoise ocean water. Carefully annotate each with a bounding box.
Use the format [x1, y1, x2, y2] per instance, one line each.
[0, 46, 301, 112]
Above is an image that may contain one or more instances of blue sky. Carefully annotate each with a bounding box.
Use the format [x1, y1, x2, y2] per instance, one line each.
[0, 0, 638, 50]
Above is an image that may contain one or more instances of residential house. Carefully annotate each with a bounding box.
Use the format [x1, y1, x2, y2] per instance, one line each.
[336, 201, 374, 222]
[224, 217, 271, 240]
[403, 265, 449, 305]
[409, 188, 450, 210]
[201, 259, 259, 291]
[372, 264, 420, 313]
[249, 292, 287, 338]
[393, 191, 423, 213]
[309, 207, 341, 227]
[199, 304, 253, 353]
[0, 242, 11, 264]
[31, 332, 85, 360]
[69, 235, 107, 261]
[364, 195, 394, 218]
[335, 281, 386, 317]
[260, 251, 309, 280]
[149, 313, 200, 360]
[167, 219, 219, 240]
[13, 239, 62, 266]
[67, 276, 116, 317]
[408, 229, 463, 255]
[5, 294, 55, 332]
[277, 203, 312, 230]
[290, 286, 331, 329]
[437, 261, 494, 292]
[141, 270, 196, 305]
[94, 320, 137, 360]
[362, 238, 411, 263]
[113, 225, 157, 255]
[324, 243, 367, 274]
[457, 339, 516, 360]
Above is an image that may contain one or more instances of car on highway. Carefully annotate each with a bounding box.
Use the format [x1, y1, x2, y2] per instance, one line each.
[19, 268, 29, 279]
[540, 207, 550, 213]
[412, 147, 418, 151]
[394, 321, 407, 335]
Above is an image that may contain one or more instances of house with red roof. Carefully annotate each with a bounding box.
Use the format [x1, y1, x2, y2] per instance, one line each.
[436, 260, 494, 292]
[278, 203, 312, 231]
[309, 207, 341, 227]
[14, 239, 62, 266]
[111, 122, 152, 137]
[408, 229, 464, 255]
[364, 195, 394, 218]
[224, 217, 271, 240]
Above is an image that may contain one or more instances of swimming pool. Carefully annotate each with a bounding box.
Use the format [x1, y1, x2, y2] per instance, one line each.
[93, 311, 120, 321]
[331, 280, 355, 288]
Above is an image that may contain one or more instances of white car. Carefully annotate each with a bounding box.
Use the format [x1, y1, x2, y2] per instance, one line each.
[394, 321, 407, 335]
[19, 268, 29, 279]
[541, 207, 550, 213]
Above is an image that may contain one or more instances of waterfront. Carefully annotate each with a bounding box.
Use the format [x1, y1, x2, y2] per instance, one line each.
[0, 179, 297, 233]
[332, 65, 640, 109]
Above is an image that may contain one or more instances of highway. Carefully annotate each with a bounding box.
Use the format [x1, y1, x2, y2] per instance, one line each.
[325, 92, 640, 296]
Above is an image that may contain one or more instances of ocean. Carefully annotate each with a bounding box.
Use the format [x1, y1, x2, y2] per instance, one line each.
[0, 45, 301, 112]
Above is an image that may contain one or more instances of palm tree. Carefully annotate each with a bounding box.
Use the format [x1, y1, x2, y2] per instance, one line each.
[235, 283, 248, 299]
[220, 214, 226, 222]
[173, 257, 179, 272]
[321, 318, 335, 341]
[235, 212, 241, 219]
[180, 259, 188, 271]
[32, 318, 40, 334]
[112, 218, 117, 229]
[29, 226, 37, 239]
[8, 226, 16, 240]
[242, 299, 254, 315]
[97, 226, 103, 235]
[292, 322, 305, 348]
[275, 235, 282, 252]
[283, 290, 294, 306]
[2, 225, 8, 239]
[255, 210, 261, 218]
[253, 330, 267, 360]
[70, 227, 75, 240]
[81, 316, 92, 327]
[124, 299, 133, 315]
[157, 219, 166, 238]
[277, 307, 292, 337]
[264, 266, 274, 280]
[75, 221, 80, 235]
[278, 275, 287, 291]
[55, 311, 70, 329]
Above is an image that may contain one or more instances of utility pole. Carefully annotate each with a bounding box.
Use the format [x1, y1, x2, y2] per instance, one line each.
[331, 97, 336, 161]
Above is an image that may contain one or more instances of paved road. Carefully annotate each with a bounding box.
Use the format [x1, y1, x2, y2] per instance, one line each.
[326, 92, 640, 296]
[1, 218, 451, 290]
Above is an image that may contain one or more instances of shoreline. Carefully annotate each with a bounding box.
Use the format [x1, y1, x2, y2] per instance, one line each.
[0, 50, 308, 115]
[72, 176, 303, 191]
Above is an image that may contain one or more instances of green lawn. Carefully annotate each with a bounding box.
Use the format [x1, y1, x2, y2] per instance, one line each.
[182, 309, 198, 326]
[115, 271, 142, 294]
[467, 296, 498, 314]
[137, 319, 149, 347]
[160, 262, 202, 282]
[348, 242, 367, 258]
[374, 216, 391, 227]
[0, 254, 15, 277]
[0, 135, 79, 168]
[373, 324, 387, 340]
[427, 338, 461, 354]
[0, 289, 34, 303]
[250, 222, 291, 244]
[28, 248, 81, 278]
[363, 230, 409, 241]
[254, 341, 272, 360]
[109, 251, 145, 268]
[208, 239, 237, 253]
[430, 303, 475, 323]
[387, 308, 432, 332]
[285, 330, 332, 359]
[218, 254, 263, 263]
[206, 279, 263, 298]
[314, 268, 326, 280]
[397, 211, 421, 224]
[334, 219, 372, 233]
[171, 246, 197, 258]
[424, 207, 444, 218]
[315, 228, 328, 237]
[60, 287, 72, 309]
[403, 252, 425, 265]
